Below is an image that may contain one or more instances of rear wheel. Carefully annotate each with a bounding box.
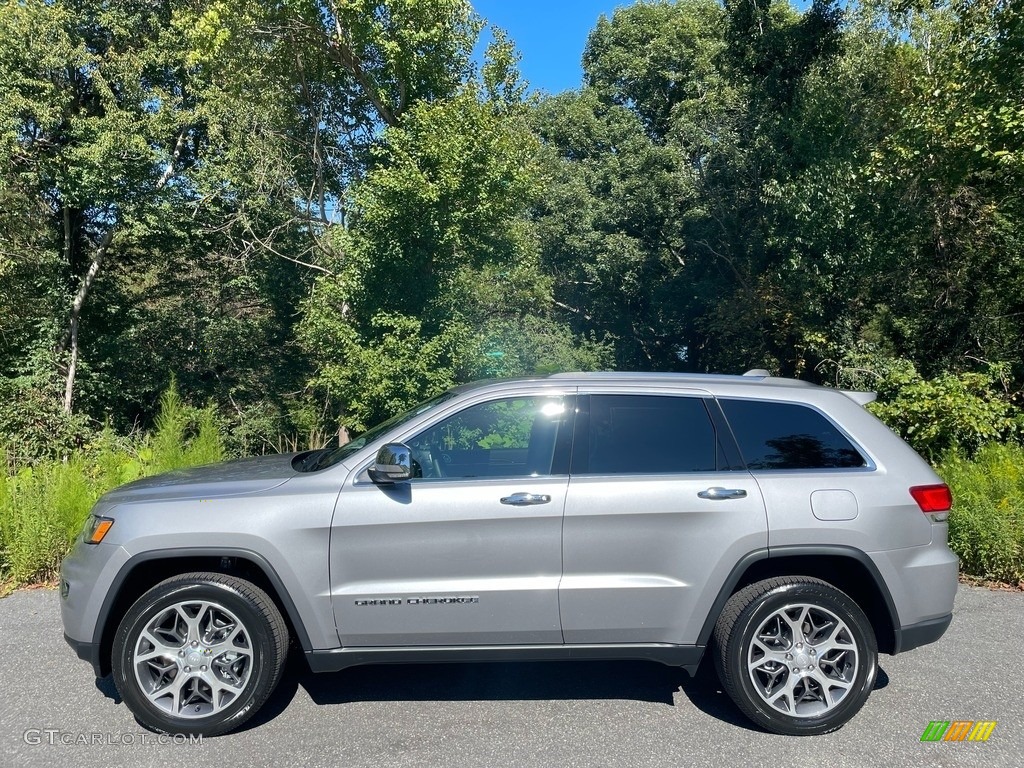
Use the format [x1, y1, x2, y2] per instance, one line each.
[713, 577, 877, 735]
[112, 572, 288, 736]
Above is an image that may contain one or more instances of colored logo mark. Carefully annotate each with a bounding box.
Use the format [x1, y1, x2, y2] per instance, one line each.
[920, 721, 997, 742]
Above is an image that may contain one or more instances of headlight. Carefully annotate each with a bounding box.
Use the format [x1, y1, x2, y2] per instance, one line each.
[82, 515, 114, 544]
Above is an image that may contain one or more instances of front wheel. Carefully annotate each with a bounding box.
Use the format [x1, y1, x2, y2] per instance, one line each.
[112, 572, 289, 737]
[713, 577, 878, 736]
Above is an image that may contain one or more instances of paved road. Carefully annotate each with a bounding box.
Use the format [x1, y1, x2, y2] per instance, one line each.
[1, 585, 1021, 768]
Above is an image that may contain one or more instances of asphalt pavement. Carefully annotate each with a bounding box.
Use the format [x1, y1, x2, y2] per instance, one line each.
[1, 585, 1021, 768]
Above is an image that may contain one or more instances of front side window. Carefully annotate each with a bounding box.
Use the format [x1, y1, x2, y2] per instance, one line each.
[719, 399, 867, 470]
[406, 396, 571, 479]
[302, 391, 458, 472]
[581, 394, 720, 474]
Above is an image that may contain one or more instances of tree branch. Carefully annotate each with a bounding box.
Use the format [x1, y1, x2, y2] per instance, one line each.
[324, 2, 399, 127]
[240, 220, 337, 276]
[553, 300, 594, 322]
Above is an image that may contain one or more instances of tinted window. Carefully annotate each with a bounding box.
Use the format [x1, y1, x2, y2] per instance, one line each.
[406, 396, 570, 479]
[303, 391, 458, 471]
[720, 399, 866, 470]
[584, 395, 718, 474]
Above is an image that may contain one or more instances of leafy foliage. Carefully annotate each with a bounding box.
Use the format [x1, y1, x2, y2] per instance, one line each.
[530, 0, 1024, 388]
[299, 71, 611, 431]
[0, 373, 93, 462]
[302, 308, 470, 432]
[0, 381, 225, 589]
[940, 443, 1024, 584]
[838, 356, 1020, 460]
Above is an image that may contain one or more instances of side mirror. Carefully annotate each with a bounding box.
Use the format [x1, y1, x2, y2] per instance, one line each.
[367, 443, 413, 484]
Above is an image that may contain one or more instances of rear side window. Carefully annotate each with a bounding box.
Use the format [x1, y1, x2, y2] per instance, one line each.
[719, 399, 867, 470]
[583, 395, 719, 474]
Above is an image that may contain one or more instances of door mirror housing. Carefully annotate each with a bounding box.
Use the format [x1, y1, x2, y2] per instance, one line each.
[368, 443, 413, 484]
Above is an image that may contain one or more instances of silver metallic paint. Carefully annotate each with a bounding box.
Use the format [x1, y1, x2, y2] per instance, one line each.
[60, 372, 958, 669]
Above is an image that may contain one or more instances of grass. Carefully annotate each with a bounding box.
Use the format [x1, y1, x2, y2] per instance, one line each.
[0, 385, 224, 592]
[939, 443, 1024, 585]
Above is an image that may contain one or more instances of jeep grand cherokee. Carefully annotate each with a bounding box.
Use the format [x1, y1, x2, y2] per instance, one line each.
[60, 371, 957, 736]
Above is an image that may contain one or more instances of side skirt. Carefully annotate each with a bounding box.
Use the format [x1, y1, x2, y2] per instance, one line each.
[306, 643, 705, 674]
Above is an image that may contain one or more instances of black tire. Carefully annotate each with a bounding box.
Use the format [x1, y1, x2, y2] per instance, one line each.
[112, 572, 289, 737]
[712, 577, 877, 736]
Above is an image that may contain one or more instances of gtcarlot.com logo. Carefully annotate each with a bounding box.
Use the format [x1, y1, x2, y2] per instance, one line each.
[920, 720, 997, 742]
[23, 729, 201, 746]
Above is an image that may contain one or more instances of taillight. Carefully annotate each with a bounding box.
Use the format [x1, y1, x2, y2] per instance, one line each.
[910, 484, 952, 514]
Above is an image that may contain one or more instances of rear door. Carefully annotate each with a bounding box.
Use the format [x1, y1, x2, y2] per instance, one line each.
[559, 389, 767, 645]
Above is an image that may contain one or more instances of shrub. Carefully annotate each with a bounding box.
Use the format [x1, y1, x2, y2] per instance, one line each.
[0, 382, 227, 591]
[939, 443, 1024, 584]
[0, 374, 94, 463]
[837, 356, 1020, 461]
[0, 458, 96, 585]
[146, 384, 225, 473]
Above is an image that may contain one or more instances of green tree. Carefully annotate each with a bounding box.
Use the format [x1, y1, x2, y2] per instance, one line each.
[532, 0, 847, 374]
[0, 0, 505, 448]
[532, 0, 1023, 393]
[300, 50, 612, 431]
[855, 0, 1024, 375]
[531, 88, 695, 369]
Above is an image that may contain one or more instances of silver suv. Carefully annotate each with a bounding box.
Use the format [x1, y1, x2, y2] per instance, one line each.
[60, 371, 957, 737]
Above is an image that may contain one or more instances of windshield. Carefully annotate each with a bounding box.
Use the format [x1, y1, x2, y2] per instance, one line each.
[303, 391, 459, 472]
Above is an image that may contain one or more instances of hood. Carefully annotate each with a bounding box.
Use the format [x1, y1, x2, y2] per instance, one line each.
[101, 453, 300, 505]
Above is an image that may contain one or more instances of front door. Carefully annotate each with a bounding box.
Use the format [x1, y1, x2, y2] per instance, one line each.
[330, 392, 575, 647]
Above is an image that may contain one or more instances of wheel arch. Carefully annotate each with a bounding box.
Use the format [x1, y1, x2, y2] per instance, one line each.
[698, 546, 899, 655]
[92, 548, 312, 677]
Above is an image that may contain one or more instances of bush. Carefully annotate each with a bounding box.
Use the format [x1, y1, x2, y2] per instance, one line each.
[0, 373, 94, 463]
[146, 385, 225, 473]
[837, 356, 1020, 461]
[939, 443, 1024, 584]
[0, 458, 97, 585]
[0, 382, 227, 591]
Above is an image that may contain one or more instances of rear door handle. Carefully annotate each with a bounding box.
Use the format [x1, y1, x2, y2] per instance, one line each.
[500, 492, 552, 506]
[698, 487, 748, 500]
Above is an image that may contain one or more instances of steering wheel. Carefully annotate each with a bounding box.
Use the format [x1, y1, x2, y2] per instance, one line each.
[411, 442, 445, 479]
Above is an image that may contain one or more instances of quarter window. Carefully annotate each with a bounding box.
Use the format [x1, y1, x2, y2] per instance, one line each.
[719, 399, 867, 470]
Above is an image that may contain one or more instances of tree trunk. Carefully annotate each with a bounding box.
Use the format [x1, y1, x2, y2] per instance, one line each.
[61, 239, 108, 412]
[58, 130, 188, 413]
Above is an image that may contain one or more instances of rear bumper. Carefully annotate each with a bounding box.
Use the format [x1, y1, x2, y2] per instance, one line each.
[894, 613, 953, 654]
[868, 541, 958, 641]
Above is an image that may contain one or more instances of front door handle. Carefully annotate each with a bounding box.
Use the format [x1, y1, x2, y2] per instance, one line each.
[500, 492, 552, 506]
[698, 487, 748, 500]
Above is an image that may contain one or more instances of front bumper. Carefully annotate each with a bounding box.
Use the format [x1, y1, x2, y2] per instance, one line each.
[59, 539, 129, 678]
[64, 633, 105, 677]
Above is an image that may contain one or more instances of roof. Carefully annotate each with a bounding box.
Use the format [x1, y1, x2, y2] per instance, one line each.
[450, 370, 873, 404]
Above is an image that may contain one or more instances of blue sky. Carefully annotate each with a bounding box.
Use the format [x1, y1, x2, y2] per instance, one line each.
[472, 1, 629, 94]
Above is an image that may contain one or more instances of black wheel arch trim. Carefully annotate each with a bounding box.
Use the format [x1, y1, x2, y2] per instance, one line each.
[697, 545, 902, 653]
[91, 547, 314, 660]
[696, 548, 769, 647]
